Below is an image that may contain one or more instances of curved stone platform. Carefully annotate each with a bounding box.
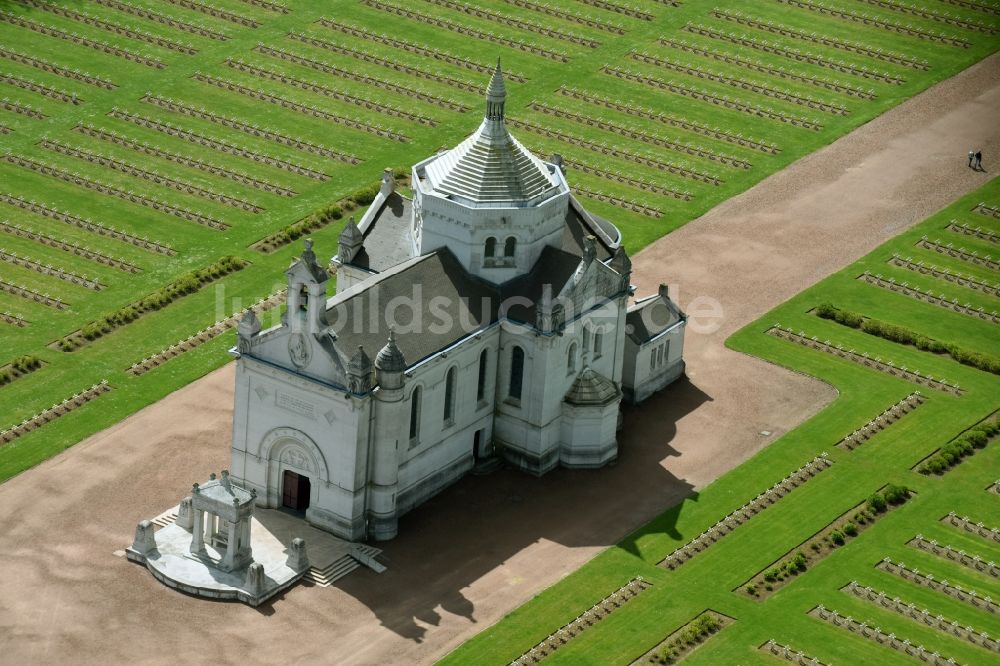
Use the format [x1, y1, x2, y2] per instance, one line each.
[127, 520, 307, 607]
[126, 508, 377, 606]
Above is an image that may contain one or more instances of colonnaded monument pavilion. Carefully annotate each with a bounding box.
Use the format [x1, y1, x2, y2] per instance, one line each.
[128, 63, 687, 605]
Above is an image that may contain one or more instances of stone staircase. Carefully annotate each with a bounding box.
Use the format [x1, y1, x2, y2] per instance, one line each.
[305, 544, 384, 587]
[151, 507, 179, 529]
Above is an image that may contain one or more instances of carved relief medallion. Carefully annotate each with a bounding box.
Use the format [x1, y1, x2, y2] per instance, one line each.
[288, 332, 311, 368]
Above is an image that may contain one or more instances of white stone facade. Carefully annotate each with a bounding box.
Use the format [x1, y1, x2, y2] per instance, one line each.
[228, 64, 685, 542]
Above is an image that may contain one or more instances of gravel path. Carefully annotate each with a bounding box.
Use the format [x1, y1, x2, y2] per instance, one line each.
[1, 54, 998, 665]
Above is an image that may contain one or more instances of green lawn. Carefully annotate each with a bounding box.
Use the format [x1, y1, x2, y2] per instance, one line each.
[440, 180, 1000, 664]
[0, 0, 998, 481]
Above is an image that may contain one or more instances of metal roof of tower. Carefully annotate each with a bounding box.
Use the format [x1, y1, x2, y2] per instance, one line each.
[422, 60, 560, 205]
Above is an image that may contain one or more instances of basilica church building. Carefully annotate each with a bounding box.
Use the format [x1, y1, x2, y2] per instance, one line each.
[229, 64, 687, 542]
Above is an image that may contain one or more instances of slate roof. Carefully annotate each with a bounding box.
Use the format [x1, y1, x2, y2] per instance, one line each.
[564, 367, 620, 406]
[326, 250, 500, 367]
[353, 193, 612, 275]
[499, 245, 585, 324]
[348, 192, 413, 272]
[626, 294, 685, 344]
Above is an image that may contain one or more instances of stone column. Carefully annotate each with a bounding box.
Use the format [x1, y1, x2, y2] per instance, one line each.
[190, 509, 205, 553]
[222, 519, 238, 570]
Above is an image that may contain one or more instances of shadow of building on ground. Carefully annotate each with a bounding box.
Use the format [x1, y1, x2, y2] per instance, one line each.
[259, 377, 709, 642]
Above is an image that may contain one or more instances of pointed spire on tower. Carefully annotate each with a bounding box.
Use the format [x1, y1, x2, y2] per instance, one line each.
[486, 57, 506, 121]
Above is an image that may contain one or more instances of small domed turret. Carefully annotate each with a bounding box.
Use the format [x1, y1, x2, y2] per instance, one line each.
[375, 330, 406, 389]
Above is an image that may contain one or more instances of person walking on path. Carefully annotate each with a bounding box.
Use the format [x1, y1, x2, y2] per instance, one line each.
[975, 150, 983, 170]
[970, 150, 976, 167]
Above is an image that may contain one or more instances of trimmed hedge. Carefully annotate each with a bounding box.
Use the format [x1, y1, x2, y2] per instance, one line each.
[815, 303, 1000, 374]
[69, 256, 247, 347]
[918, 417, 999, 475]
[253, 169, 409, 253]
[654, 613, 723, 664]
[0, 355, 42, 386]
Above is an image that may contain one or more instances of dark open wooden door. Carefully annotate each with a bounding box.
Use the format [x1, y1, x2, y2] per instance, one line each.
[282, 470, 311, 511]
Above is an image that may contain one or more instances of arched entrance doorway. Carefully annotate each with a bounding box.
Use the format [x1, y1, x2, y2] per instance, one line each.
[282, 470, 311, 512]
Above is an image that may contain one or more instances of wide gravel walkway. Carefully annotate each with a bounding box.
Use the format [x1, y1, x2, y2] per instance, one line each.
[1, 53, 998, 666]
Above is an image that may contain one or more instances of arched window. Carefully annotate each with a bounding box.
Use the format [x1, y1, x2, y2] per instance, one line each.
[594, 331, 603, 358]
[649, 348, 656, 372]
[504, 236, 516, 258]
[484, 237, 497, 258]
[444, 367, 456, 423]
[509, 346, 524, 400]
[582, 328, 590, 356]
[477, 348, 488, 402]
[409, 386, 422, 442]
[567, 342, 578, 374]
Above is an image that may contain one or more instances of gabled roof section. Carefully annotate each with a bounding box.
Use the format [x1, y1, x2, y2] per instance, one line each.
[422, 61, 560, 205]
[627, 287, 686, 344]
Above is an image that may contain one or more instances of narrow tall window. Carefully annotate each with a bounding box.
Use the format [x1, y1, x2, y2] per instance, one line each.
[649, 349, 656, 372]
[477, 349, 488, 402]
[594, 332, 603, 358]
[409, 387, 422, 441]
[444, 367, 456, 423]
[567, 342, 578, 374]
[582, 328, 590, 356]
[504, 236, 516, 258]
[484, 237, 497, 258]
[509, 346, 524, 400]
